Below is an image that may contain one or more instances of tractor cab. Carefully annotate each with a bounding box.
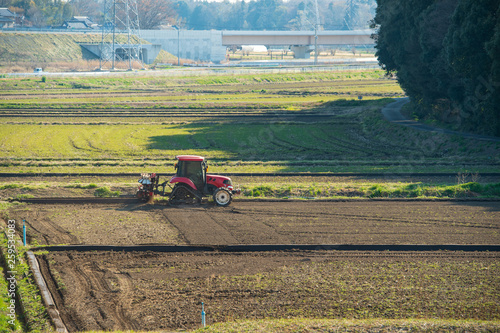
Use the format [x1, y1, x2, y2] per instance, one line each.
[172, 155, 207, 192]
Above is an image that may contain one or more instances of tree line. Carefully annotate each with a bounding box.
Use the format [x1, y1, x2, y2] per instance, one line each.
[1, 0, 376, 30]
[373, 0, 500, 136]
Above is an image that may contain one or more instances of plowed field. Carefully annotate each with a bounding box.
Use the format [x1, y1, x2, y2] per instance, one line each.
[11, 200, 500, 331]
[10, 201, 500, 246]
[37, 250, 500, 331]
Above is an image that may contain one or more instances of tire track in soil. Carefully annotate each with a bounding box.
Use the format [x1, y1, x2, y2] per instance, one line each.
[15, 208, 79, 245]
[48, 253, 123, 331]
[73, 261, 136, 330]
[114, 272, 139, 330]
[91, 262, 139, 330]
[72, 262, 109, 330]
[56, 253, 94, 331]
[38, 254, 80, 332]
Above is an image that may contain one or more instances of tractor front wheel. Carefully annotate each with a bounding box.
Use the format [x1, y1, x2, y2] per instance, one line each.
[213, 188, 232, 206]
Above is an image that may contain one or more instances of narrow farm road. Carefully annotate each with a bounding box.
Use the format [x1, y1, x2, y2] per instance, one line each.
[382, 97, 500, 142]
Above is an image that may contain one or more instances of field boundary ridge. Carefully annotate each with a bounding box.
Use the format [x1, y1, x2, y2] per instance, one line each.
[13, 197, 500, 204]
[33, 244, 500, 253]
[26, 251, 68, 333]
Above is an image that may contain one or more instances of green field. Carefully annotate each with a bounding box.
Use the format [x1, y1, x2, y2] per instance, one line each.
[0, 70, 498, 174]
[0, 109, 498, 174]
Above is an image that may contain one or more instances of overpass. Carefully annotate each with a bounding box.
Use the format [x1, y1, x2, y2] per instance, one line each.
[222, 30, 374, 59]
[141, 29, 375, 63]
[222, 30, 374, 45]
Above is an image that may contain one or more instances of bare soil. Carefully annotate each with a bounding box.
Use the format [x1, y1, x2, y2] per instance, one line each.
[6, 200, 500, 331]
[37, 250, 500, 332]
[9, 201, 500, 246]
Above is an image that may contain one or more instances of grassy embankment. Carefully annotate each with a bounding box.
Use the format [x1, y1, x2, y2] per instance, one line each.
[0, 32, 175, 73]
[0, 202, 50, 332]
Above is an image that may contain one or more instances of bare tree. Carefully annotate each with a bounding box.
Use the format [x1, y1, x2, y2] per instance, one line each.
[138, 0, 174, 29]
[27, 6, 46, 27]
[69, 0, 101, 23]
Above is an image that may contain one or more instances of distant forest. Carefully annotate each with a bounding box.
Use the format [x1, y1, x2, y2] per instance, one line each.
[172, 0, 376, 30]
[1, 0, 376, 30]
[374, 0, 500, 136]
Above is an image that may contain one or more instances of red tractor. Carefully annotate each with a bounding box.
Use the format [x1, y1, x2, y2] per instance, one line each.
[137, 155, 240, 206]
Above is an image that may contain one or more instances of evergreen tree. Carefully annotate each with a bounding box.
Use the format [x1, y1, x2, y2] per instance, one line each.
[444, 0, 500, 134]
[374, 0, 500, 136]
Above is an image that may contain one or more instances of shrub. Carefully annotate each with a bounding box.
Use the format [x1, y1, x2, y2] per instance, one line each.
[245, 185, 274, 197]
[94, 187, 121, 197]
[369, 184, 389, 198]
[15, 194, 34, 199]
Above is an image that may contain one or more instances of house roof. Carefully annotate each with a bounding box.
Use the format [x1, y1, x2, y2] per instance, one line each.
[63, 21, 89, 29]
[0, 8, 16, 18]
[61, 16, 97, 29]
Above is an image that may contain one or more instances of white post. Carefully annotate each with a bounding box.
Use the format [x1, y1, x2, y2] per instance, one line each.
[201, 302, 206, 327]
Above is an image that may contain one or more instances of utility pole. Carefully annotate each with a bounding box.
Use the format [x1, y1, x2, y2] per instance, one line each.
[314, 0, 320, 65]
[173, 25, 180, 66]
[314, 25, 318, 65]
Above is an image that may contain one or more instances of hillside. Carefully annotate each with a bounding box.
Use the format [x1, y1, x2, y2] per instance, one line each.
[0, 32, 174, 72]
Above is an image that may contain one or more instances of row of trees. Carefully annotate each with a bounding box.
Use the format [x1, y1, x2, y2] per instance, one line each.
[1, 0, 174, 29]
[373, 0, 500, 136]
[1, 0, 376, 30]
[173, 0, 375, 31]
[1, 0, 73, 27]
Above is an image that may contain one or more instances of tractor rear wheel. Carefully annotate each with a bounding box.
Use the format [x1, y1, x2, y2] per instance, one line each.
[213, 188, 232, 206]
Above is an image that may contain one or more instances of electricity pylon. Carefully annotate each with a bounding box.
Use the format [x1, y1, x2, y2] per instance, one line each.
[100, 0, 144, 70]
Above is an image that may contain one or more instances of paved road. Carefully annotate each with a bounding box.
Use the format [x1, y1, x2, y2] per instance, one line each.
[382, 97, 500, 142]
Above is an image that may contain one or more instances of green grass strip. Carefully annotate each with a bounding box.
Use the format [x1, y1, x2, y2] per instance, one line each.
[241, 182, 500, 199]
[0, 265, 22, 332]
[0, 225, 52, 332]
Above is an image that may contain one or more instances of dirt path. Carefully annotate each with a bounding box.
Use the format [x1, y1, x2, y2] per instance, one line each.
[10, 201, 500, 246]
[382, 97, 500, 142]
